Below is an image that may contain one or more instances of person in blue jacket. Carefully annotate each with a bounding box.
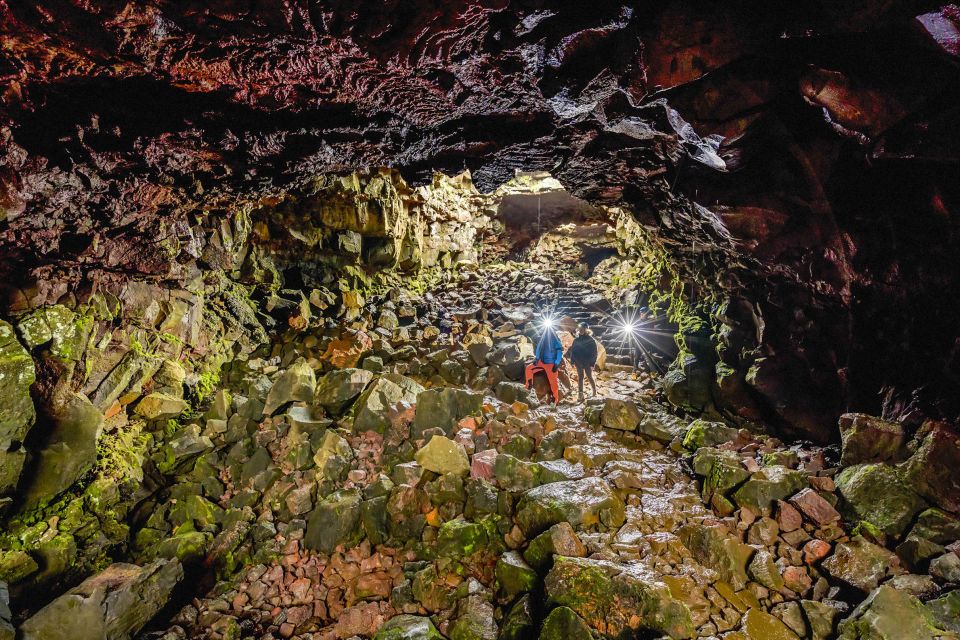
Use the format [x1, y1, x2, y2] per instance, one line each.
[526, 325, 563, 404]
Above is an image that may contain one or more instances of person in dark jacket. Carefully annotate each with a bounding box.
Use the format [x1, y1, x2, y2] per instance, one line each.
[568, 322, 598, 402]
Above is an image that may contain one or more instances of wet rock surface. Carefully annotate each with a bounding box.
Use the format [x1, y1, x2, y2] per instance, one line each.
[1, 264, 953, 639]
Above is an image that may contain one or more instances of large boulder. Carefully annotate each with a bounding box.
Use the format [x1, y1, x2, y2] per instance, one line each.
[539, 606, 593, 640]
[899, 422, 960, 514]
[835, 463, 927, 537]
[545, 556, 694, 639]
[0, 321, 36, 496]
[263, 360, 316, 415]
[134, 392, 188, 421]
[731, 465, 806, 511]
[304, 488, 363, 553]
[678, 523, 754, 590]
[22, 392, 104, 507]
[822, 536, 903, 593]
[412, 387, 483, 438]
[352, 373, 425, 434]
[515, 478, 625, 537]
[600, 398, 642, 432]
[837, 584, 952, 640]
[373, 614, 443, 640]
[314, 368, 375, 414]
[838, 413, 905, 466]
[415, 436, 470, 476]
[19, 559, 183, 640]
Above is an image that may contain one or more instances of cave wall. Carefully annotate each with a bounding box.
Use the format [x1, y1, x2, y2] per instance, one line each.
[1, 1, 959, 447]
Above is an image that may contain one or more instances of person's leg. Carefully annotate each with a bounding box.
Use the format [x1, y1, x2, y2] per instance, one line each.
[576, 364, 585, 402]
[586, 366, 597, 396]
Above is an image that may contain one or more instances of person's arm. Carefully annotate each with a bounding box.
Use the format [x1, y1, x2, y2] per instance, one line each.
[551, 337, 563, 369]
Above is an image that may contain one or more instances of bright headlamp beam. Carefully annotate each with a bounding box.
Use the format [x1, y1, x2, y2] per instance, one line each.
[620, 322, 636, 334]
[542, 316, 555, 329]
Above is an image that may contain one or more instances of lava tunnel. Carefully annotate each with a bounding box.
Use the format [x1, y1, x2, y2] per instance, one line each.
[1, 2, 959, 639]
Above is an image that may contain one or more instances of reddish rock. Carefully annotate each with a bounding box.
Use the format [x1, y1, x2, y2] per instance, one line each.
[802, 539, 832, 565]
[776, 500, 803, 533]
[789, 489, 841, 527]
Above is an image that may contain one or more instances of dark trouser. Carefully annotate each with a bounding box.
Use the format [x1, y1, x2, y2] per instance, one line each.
[575, 363, 596, 398]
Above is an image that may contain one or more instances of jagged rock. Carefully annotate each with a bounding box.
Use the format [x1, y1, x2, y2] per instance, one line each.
[515, 477, 625, 537]
[263, 360, 316, 415]
[413, 387, 483, 437]
[465, 335, 493, 366]
[837, 584, 951, 639]
[500, 595, 536, 640]
[438, 518, 488, 558]
[449, 593, 498, 640]
[18, 560, 183, 640]
[929, 552, 960, 582]
[693, 447, 751, 502]
[313, 430, 354, 484]
[822, 536, 903, 592]
[742, 608, 800, 639]
[155, 424, 214, 475]
[678, 523, 754, 590]
[0, 550, 38, 585]
[539, 605, 593, 640]
[789, 488, 840, 526]
[835, 463, 926, 537]
[908, 508, 960, 545]
[495, 551, 537, 600]
[600, 398, 642, 431]
[314, 368, 375, 414]
[0, 581, 12, 640]
[0, 321, 36, 494]
[899, 422, 960, 514]
[748, 548, 785, 591]
[927, 590, 960, 633]
[135, 392, 189, 420]
[373, 614, 443, 640]
[23, 392, 104, 507]
[523, 522, 587, 572]
[304, 488, 363, 552]
[320, 330, 373, 369]
[353, 373, 425, 434]
[494, 381, 532, 405]
[732, 465, 806, 511]
[801, 600, 845, 640]
[415, 436, 470, 476]
[681, 419, 738, 450]
[494, 453, 540, 492]
[838, 413, 905, 466]
[545, 556, 694, 639]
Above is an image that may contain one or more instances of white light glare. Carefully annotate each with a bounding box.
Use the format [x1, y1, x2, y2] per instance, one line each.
[542, 316, 556, 330]
[620, 321, 636, 334]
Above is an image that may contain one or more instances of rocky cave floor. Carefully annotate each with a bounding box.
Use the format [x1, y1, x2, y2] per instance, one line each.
[6, 264, 960, 640]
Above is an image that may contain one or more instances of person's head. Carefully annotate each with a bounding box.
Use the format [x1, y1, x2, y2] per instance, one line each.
[577, 322, 592, 336]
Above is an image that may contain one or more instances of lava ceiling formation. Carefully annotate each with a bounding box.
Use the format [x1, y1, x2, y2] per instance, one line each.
[2, 2, 960, 436]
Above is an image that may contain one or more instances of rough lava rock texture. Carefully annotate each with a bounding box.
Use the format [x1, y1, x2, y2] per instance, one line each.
[1, 2, 959, 442]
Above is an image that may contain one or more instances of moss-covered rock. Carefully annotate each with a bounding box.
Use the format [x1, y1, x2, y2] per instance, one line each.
[353, 373, 424, 434]
[412, 387, 483, 438]
[836, 463, 927, 537]
[682, 419, 738, 450]
[545, 556, 694, 640]
[679, 522, 754, 590]
[495, 551, 538, 600]
[540, 605, 593, 640]
[731, 465, 806, 511]
[314, 368, 375, 414]
[263, 359, 316, 415]
[415, 435, 469, 476]
[515, 478, 624, 537]
[438, 518, 488, 558]
[304, 488, 363, 552]
[600, 398, 641, 432]
[373, 614, 443, 640]
[0, 321, 36, 495]
[838, 413, 905, 466]
[837, 584, 950, 640]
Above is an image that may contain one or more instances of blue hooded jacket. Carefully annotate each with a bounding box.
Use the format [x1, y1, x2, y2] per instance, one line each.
[535, 329, 563, 366]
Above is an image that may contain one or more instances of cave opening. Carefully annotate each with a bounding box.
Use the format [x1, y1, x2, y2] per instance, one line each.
[2, 2, 960, 640]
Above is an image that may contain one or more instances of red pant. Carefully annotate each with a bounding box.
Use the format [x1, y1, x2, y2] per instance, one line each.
[525, 360, 560, 404]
